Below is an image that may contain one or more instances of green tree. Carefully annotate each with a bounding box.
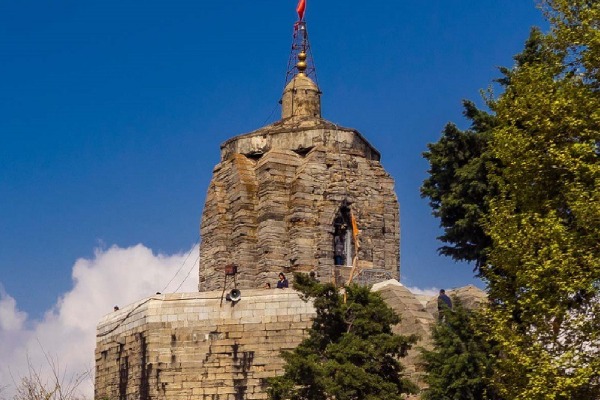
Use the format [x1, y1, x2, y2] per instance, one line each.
[421, 101, 497, 270]
[421, 27, 549, 273]
[483, 1, 600, 396]
[423, 1, 600, 397]
[421, 297, 501, 400]
[267, 273, 418, 400]
[539, 0, 600, 89]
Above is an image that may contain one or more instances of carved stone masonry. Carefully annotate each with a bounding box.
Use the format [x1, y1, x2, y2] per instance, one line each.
[199, 73, 400, 291]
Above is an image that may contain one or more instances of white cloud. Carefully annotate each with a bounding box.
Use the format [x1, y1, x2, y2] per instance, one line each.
[0, 244, 198, 399]
[0, 287, 26, 332]
[404, 286, 439, 298]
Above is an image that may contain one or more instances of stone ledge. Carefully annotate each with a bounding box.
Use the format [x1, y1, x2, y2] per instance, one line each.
[96, 288, 313, 338]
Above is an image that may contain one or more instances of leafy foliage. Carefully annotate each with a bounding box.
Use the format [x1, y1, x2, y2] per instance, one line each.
[539, 0, 600, 89]
[267, 273, 418, 400]
[421, 297, 501, 400]
[483, 1, 600, 396]
[423, 1, 600, 398]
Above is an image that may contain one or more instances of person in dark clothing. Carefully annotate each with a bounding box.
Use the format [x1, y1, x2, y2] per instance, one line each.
[277, 273, 289, 289]
[437, 289, 452, 320]
[334, 234, 345, 266]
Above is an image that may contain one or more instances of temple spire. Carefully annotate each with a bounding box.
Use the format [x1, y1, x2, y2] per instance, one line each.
[284, 3, 317, 86]
[281, 0, 321, 119]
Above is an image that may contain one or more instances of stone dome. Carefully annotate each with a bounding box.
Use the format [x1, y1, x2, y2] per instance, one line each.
[281, 73, 321, 119]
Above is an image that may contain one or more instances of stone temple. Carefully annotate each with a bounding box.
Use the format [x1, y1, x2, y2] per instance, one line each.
[94, 18, 485, 400]
[198, 58, 400, 292]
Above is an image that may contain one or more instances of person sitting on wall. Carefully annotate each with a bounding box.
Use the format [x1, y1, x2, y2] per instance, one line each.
[264, 282, 271, 289]
[437, 289, 452, 320]
[277, 273, 289, 289]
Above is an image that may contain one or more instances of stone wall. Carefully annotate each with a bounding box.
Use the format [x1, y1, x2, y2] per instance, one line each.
[95, 282, 487, 399]
[372, 280, 437, 388]
[199, 117, 400, 292]
[95, 289, 315, 400]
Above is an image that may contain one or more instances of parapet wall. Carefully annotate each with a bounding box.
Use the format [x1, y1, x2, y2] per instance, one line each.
[95, 282, 487, 399]
[220, 120, 381, 162]
[95, 289, 315, 400]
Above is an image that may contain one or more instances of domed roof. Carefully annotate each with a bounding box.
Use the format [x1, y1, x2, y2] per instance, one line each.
[283, 72, 319, 92]
[281, 73, 321, 119]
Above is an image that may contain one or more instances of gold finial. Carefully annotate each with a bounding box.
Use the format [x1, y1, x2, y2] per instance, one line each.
[296, 51, 307, 73]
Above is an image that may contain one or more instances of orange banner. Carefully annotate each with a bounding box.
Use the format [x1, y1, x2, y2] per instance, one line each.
[296, 0, 306, 20]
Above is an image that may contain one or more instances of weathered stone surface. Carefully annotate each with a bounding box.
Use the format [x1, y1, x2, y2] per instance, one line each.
[95, 70, 484, 399]
[200, 77, 399, 292]
[373, 280, 488, 392]
[281, 73, 321, 119]
[95, 289, 315, 400]
[95, 282, 487, 399]
[372, 280, 436, 390]
[203, 145, 398, 287]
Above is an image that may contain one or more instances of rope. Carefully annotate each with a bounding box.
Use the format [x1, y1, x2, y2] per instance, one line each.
[307, 45, 319, 87]
[96, 297, 154, 337]
[260, 101, 280, 127]
[99, 252, 199, 338]
[331, 123, 346, 288]
[332, 122, 363, 292]
[160, 235, 200, 293]
[173, 254, 200, 293]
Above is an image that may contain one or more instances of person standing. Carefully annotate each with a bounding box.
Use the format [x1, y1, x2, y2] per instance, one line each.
[437, 289, 452, 320]
[334, 234, 345, 266]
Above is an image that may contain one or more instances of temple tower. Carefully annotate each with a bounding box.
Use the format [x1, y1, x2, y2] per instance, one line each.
[94, 9, 484, 400]
[198, 18, 400, 292]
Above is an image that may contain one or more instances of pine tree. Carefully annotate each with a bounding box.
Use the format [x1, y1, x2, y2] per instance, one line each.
[421, 28, 549, 273]
[421, 101, 497, 271]
[421, 297, 501, 400]
[267, 273, 418, 400]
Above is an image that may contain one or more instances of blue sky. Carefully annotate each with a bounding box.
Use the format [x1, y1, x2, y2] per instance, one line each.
[1, 1, 547, 320]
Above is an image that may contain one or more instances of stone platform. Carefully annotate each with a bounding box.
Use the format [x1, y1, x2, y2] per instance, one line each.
[95, 281, 486, 399]
[95, 288, 315, 400]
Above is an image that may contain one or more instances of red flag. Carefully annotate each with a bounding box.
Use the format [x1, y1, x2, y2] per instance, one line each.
[296, 0, 306, 20]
